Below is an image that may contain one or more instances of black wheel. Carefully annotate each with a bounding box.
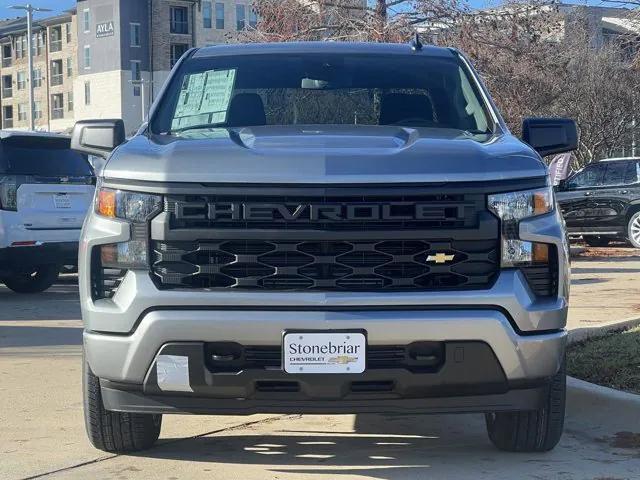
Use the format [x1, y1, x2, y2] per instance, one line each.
[83, 360, 162, 453]
[628, 212, 640, 248]
[485, 358, 566, 452]
[583, 236, 611, 247]
[2, 264, 60, 293]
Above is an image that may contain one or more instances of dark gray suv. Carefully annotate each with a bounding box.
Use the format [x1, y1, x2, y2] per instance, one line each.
[72, 41, 577, 454]
[556, 158, 640, 248]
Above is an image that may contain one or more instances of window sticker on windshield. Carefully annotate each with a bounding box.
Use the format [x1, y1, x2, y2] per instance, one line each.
[172, 68, 236, 130]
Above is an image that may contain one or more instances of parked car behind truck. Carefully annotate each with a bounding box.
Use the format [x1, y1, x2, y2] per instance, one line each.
[0, 132, 94, 293]
[556, 157, 640, 248]
[73, 41, 577, 453]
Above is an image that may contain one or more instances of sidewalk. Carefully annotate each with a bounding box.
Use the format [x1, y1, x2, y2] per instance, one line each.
[567, 247, 640, 330]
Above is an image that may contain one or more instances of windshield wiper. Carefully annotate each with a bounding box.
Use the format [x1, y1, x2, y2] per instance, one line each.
[165, 122, 227, 135]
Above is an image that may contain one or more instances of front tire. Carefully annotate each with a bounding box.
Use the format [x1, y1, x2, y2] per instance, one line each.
[628, 212, 640, 248]
[2, 264, 59, 293]
[485, 358, 566, 452]
[83, 361, 162, 453]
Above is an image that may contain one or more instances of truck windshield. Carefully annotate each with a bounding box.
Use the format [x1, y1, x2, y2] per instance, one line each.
[151, 53, 494, 135]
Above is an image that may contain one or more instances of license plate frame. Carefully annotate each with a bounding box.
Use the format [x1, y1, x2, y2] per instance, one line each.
[282, 330, 367, 374]
[53, 193, 71, 209]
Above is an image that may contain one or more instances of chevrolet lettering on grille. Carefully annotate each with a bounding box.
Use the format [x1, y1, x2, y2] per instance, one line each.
[174, 201, 465, 222]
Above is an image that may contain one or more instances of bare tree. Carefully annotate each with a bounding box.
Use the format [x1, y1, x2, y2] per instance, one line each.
[242, 0, 416, 42]
[242, 0, 640, 166]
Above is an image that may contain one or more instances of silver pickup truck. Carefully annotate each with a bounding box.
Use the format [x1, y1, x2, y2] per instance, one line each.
[73, 40, 576, 453]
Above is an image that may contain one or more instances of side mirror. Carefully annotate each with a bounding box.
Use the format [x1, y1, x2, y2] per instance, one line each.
[71, 119, 126, 158]
[522, 118, 578, 157]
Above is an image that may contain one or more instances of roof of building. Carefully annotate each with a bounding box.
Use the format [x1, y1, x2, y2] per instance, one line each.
[0, 7, 76, 39]
[194, 41, 456, 59]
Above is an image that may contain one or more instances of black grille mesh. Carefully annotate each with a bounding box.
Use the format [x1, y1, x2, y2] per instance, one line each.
[90, 249, 127, 300]
[152, 239, 499, 291]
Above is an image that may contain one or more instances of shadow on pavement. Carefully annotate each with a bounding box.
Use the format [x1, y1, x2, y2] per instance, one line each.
[571, 266, 640, 274]
[0, 325, 82, 348]
[136, 413, 492, 480]
[0, 283, 81, 321]
[570, 277, 610, 285]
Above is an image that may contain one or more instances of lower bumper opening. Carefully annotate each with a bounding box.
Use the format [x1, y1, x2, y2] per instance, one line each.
[98, 340, 552, 415]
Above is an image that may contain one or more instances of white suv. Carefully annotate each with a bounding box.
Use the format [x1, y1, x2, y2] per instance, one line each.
[0, 131, 95, 293]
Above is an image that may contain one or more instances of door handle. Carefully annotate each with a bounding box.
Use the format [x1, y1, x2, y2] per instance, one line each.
[584, 191, 593, 196]
[619, 190, 629, 194]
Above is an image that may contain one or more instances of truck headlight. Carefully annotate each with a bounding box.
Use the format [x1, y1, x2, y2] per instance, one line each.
[94, 186, 162, 271]
[96, 187, 162, 222]
[488, 187, 554, 267]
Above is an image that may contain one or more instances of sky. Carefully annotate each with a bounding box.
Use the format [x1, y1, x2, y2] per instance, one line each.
[0, 0, 629, 23]
[0, 0, 74, 21]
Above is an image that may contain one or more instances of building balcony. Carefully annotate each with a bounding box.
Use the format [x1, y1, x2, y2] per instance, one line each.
[2, 88, 12, 99]
[50, 74, 63, 87]
[2, 57, 11, 68]
[3, 119, 13, 128]
[50, 40, 62, 53]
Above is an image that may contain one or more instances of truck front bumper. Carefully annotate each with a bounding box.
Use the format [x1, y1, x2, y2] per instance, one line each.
[86, 308, 565, 415]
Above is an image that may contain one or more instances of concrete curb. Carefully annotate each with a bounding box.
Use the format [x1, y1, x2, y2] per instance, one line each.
[568, 315, 640, 344]
[568, 376, 640, 404]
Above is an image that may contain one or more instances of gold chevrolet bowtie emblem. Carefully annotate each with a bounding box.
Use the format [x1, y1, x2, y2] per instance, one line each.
[426, 253, 456, 264]
[328, 356, 358, 365]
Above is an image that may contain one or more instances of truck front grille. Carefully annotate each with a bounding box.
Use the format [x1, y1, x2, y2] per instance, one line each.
[151, 239, 499, 291]
[151, 187, 501, 292]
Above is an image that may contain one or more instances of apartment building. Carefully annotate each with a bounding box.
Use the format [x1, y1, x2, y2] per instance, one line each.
[0, 11, 78, 132]
[0, 0, 366, 134]
[74, 0, 262, 134]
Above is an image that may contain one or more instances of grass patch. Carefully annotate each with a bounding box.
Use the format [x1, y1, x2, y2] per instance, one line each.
[567, 326, 640, 394]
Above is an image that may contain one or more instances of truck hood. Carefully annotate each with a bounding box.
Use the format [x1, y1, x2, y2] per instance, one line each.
[104, 125, 546, 184]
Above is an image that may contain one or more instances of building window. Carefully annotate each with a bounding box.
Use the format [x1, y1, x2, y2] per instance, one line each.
[2, 75, 12, 99]
[215, 3, 225, 29]
[33, 68, 42, 88]
[131, 60, 142, 82]
[2, 44, 12, 67]
[66, 57, 73, 77]
[83, 9, 91, 33]
[249, 7, 258, 28]
[203, 1, 212, 28]
[84, 81, 91, 105]
[16, 35, 27, 59]
[3, 105, 13, 128]
[51, 94, 64, 119]
[170, 6, 189, 34]
[50, 26, 62, 52]
[131, 60, 141, 96]
[34, 101, 43, 120]
[17, 71, 26, 90]
[68, 91, 74, 112]
[32, 32, 44, 56]
[51, 60, 63, 86]
[170, 43, 189, 67]
[18, 103, 27, 122]
[236, 4, 246, 31]
[130, 23, 141, 47]
[66, 23, 72, 42]
[84, 45, 91, 69]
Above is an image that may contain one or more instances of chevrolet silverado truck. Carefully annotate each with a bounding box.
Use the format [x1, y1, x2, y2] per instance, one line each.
[73, 41, 577, 453]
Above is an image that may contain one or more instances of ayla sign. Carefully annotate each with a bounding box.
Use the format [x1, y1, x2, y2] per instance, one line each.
[96, 21, 115, 38]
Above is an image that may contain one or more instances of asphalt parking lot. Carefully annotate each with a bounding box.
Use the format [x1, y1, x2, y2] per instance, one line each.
[2, 249, 640, 480]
